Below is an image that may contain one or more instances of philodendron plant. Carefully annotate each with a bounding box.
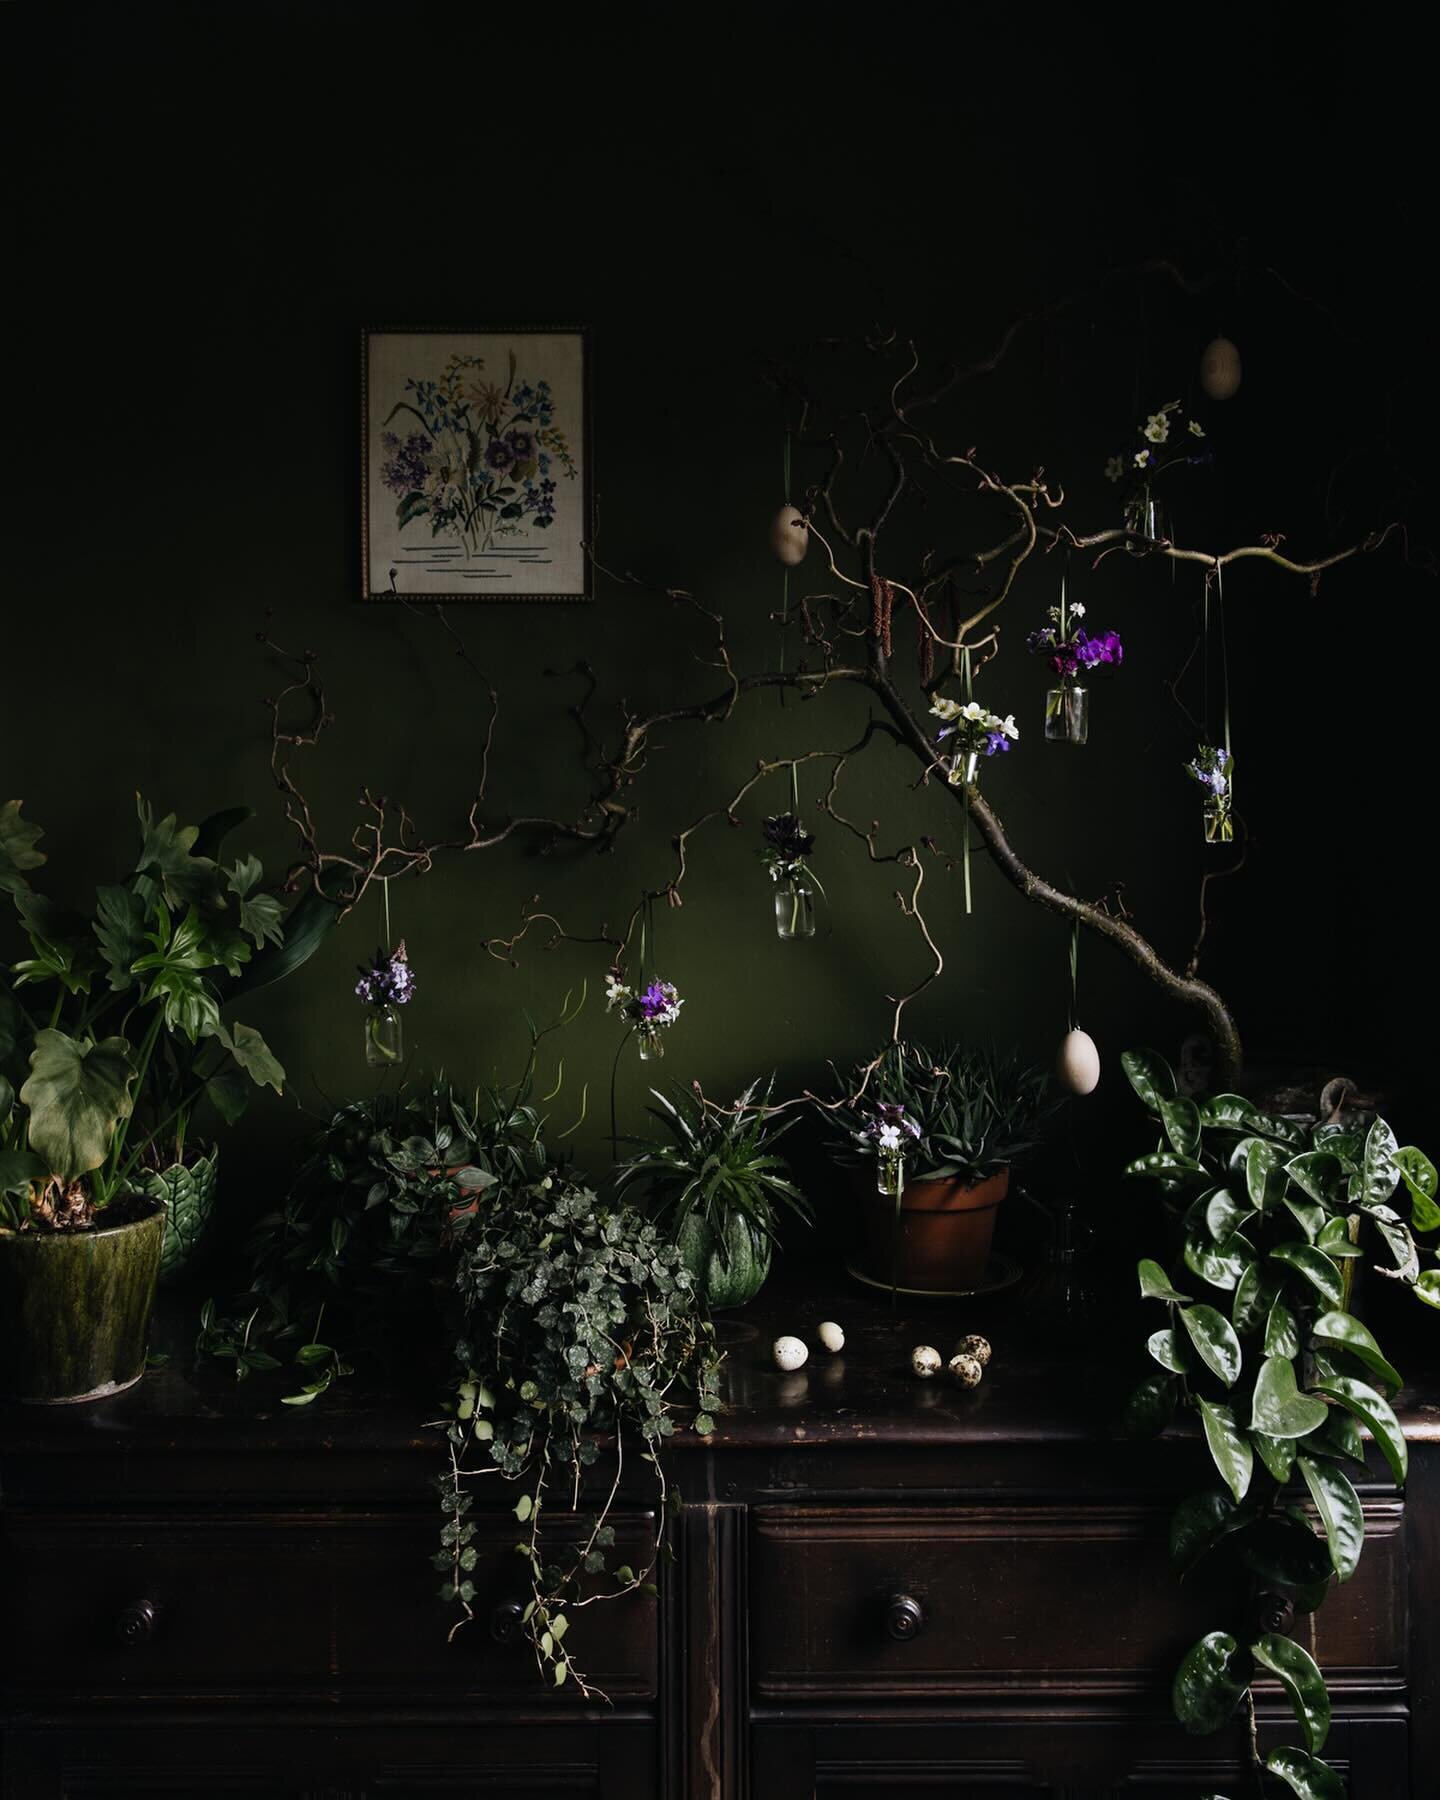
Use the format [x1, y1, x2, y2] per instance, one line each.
[0, 796, 336, 1230]
[1120, 1047, 1436, 1800]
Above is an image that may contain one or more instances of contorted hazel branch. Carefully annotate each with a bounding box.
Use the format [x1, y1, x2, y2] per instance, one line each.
[260, 312, 1423, 1088]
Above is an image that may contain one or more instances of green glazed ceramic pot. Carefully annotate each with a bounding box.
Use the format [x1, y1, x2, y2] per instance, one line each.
[0, 1202, 164, 1404]
[131, 1146, 218, 1285]
[676, 1210, 773, 1310]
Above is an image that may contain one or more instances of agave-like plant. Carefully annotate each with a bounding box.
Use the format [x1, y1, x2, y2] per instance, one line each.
[615, 1077, 811, 1307]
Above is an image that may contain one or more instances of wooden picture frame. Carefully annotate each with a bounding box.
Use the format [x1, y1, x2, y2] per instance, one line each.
[361, 326, 590, 602]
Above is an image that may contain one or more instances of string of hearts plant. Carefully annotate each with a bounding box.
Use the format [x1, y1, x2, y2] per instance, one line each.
[1120, 1047, 1438, 1800]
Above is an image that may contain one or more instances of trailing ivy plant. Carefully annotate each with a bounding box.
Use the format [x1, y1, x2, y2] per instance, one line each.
[1120, 1046, 1434, 1800]
[439, 1174, 721, 1697]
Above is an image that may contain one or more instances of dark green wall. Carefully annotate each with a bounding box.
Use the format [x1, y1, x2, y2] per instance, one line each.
[9, 6, 1435, 1192]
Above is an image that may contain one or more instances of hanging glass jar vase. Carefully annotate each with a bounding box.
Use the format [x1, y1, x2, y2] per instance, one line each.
[637, 1023, 665, 1062]
[364, 1002, 403, 1066]
[1124, 482, 1167, 554]
[773, 866, 816, 940]
[876, 1144, 904, 1199]
[1204, 792, 1234, 844]
[1044, 681, 1089, 744]
[1185, 745, 1234, 844]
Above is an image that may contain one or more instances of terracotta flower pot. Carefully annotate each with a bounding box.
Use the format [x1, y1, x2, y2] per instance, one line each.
[857, 1167, 1011, 1291]
[0, 1201, 164, 1404]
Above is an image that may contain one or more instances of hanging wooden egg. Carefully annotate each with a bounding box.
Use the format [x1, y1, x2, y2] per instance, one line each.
[1057, 1027, 1101, 1095]
[1200, 337, 1242, 401]
[770, 503, 809, 566]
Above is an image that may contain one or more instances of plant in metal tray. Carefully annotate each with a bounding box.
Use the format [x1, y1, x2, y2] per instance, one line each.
[197, 1071, 550, 1402]
[439, 1175, 721, 1697]
[826, 1040, 1054, 1186]
[0, 795, 335, 1236]
[1119, 1045, 1431, 1800]
[613, 1077, 811, 1308]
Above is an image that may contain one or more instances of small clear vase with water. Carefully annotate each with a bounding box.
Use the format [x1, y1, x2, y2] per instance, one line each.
[364, 1003, 403, 1066]
[773, 868, 816, 940]
[1044, 681, 1089, 744]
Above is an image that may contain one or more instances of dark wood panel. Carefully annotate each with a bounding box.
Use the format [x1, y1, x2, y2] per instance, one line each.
[2, 1511, 658, 1704]
[750, 1502, 1405, 1699]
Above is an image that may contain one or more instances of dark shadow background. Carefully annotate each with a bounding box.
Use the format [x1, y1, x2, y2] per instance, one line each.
[5, 5, 1436, 1230]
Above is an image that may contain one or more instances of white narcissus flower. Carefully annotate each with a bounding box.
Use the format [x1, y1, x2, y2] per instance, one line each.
[961, 700, 985, 720]
[1188, 418, 1206, 437]
[1143, 412, 1170, 443]
[1104, 454, 1126, 482]
[930, 695, 962, 722]
[1069, 602, 1086, 618]
[1135, 449, 1152, 469]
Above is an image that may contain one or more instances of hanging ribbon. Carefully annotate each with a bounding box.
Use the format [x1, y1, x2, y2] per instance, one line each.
[381, 875, 392, 951]
[961, 644, 973, 916]
[779, 431, 792, 707]
[1068, 915, 1079, 1033]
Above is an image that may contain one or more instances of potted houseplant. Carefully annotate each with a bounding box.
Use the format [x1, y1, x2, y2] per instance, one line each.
[440, 1171, 721, 1697]
[0, 795, 336, 1402]
[614, 1077, 810, 1308]
[827, 1040, 1053, 1293]
[1117, 1046, 1436, 1799]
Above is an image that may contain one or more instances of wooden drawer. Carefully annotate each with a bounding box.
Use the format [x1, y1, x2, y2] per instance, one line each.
[749, 1502, 1405, 1700]
[2, 1509, 659, 1705]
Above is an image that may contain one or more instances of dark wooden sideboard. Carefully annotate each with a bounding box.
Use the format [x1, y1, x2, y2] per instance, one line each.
[2, 1275, 1436, 1799]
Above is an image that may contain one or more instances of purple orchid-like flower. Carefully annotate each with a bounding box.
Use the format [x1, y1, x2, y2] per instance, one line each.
[983, 730, 1011, 756]
[355, 940, 416, 1006]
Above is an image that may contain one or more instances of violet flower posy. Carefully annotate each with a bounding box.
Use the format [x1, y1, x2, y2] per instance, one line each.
[858, 1102, 922, 1155]
[760, 811, 817, 883]
[355, 939, 416, 1006]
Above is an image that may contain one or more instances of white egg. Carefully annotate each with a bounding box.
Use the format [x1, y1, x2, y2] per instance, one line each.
[770, 503, 809, 566]
[1057, 1027, 1101, 1096]
[911, 1344, 942, 1379]
[772, 1334, 809, 1372]
[817, 1321, 845, 1353]
[1200, 337, 1242, 401]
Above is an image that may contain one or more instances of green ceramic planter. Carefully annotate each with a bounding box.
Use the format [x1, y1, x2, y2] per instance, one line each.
[131, 1146, 218, 1285]
[677, 1210, 772, 1310]
[0, 1202, 164, 1404]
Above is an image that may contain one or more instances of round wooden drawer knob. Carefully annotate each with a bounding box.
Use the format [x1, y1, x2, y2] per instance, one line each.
[885, 1592, 925, 1641]
[489, 1599, 526, 1645]
[114, 1599, 161, 1648]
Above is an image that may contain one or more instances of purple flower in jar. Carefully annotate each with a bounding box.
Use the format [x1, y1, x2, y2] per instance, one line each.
[355, 940, 416, 1006]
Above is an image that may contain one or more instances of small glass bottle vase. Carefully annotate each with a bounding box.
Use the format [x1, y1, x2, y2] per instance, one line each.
[773, 868, 816, 940]
[1204, 794, 1235, 844]
[1044, 681, 1089, 744]
[364, 1003, 403, 1066]
[637, 1024, 665, 1062]
[876, 1148, 904, 1199]
[1124, 483, 1167, 554]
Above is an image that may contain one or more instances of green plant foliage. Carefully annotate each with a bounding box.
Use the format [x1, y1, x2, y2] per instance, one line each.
[1, 794, 333, 1230]
[438, 1175, 721, 1698]
[1122, 1045, 1423, 1796]
[613, 1077, 810, 1307]
[826, 1039, 1056, 1182]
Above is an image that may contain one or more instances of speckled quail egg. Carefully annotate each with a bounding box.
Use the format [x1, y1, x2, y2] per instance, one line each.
[954, 1333, 992, 1368]
[948, 1352, 984, 1389]
[772, 1334, 809, 1372]
[911, 1344, 942, 1379]
[817, 1321, 845, 1353]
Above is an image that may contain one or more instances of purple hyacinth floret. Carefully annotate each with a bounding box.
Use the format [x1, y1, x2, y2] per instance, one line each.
[355, 941, 416, 1006]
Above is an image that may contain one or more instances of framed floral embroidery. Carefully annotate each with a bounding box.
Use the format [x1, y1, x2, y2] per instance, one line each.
[361, 327, 590, 601]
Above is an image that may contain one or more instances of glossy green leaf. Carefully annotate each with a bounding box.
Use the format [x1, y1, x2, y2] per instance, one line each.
[1205, 1186, 1250, 1243]
[1367, 1209, 1420, 1283]
[1250, 1356, 1330, 1439]
[1320, 1409, 1366, 1465]
[1286, 1150, 1342, 1208]
[1316, 1216, 1362, 1258]
[1199, 1092, 1258, 1130]
[1269, 1242, 1344, 1308]
[1416, 1269, 1440, 1309]
[92, 884, 148, 993]
[1251, 1431, 1296, 1484]
[1121, 1047, 1176, 1112]
[1121, 1370, 1179, 1438]
[1172, 1630, 1252, 1735]
[1282, 1189, 1326, 1242]
[1252, 1632, 1331, 1755]
[1148, 1328, 1192, 1374]
[1127, 1150, 1204, 1178]
[193, 805, 255, 862]
[133, 796, 223, 911]
[1199, 1398, 1253, 1502]
[1309, 1310, 1401, 1393]
[1246, 1138, 1284, 1210]
[1361, 1116, 1399, 1207]
[1297, 1453, 1364, 1581]
[1236, 1513, 1331, 1591]
[1265, 1293, 1301, 1360]
[1397, 1146, 1440, 1232]
[1264, 1746, 1346, 1800]
[1185, 1227, 1254, 1293]
[1180, 1304, 1243, 1387]
[204, 1068, 250, 1126]
[0, 1147, 48, 1198]
[1232, 1262, 1277, 1336]
[1159, 1095, 1202, 1162]
[20, 1030, 136, 1183]
[1313, 1375, 1407, 1487]
[213, 1021, 286, 1094]
[1138, 1258, 1192, 1303]
[1169, 1488, 1244, 1572]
